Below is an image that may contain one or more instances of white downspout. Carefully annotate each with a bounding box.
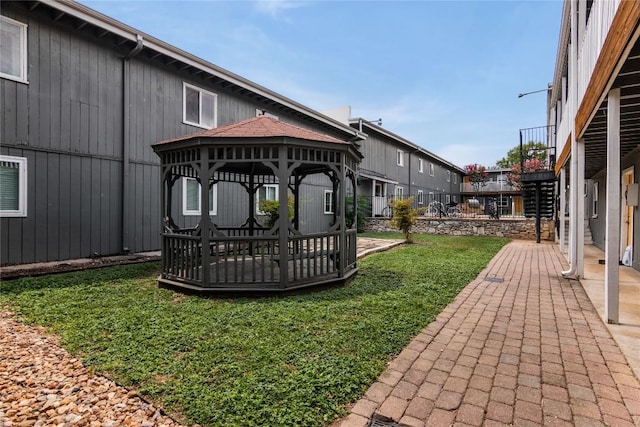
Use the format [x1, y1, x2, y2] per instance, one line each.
[562, 0, 579, 277]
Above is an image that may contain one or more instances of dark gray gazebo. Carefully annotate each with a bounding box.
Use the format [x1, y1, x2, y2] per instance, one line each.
[152, 116, 362, 292]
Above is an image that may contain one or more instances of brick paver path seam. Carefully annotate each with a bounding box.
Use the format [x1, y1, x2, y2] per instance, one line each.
[338, 240, 640, 427]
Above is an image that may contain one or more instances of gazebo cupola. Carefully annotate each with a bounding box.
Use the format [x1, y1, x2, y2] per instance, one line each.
[152, 116, 362, 292]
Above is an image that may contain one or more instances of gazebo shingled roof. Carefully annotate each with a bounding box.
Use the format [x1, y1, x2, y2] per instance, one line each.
[154, 116, 347, 146]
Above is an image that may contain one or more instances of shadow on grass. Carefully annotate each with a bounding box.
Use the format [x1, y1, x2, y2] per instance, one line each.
[0, 262, 160, 296]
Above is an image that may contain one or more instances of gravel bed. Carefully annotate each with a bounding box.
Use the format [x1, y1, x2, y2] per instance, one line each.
[0, 311, 189, 427]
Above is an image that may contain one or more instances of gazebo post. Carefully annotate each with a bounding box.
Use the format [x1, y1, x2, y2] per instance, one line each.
[278, 146, 289, 289]
[200, 146, 211, 288]
[338, 161, 347, 277]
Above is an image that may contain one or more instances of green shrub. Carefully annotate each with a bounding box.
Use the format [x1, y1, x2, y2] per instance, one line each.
[391, 198, 418, 243]
[260, 196, 294, 228]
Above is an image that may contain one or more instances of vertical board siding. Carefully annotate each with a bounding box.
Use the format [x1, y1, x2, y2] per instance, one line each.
[1, 4, 360, 265]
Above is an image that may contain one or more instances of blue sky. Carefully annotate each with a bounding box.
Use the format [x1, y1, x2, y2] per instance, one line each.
[82, 0, 563, 169]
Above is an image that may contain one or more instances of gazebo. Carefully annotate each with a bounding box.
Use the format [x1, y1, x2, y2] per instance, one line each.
[151, 116, 362, 292]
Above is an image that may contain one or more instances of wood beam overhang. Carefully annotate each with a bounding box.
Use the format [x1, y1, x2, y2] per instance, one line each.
[576, 0, 640, 138]
[555, 133, 572, 176]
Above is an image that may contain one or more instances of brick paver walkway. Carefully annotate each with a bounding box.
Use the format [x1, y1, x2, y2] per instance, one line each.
[338, 240, 640, 427]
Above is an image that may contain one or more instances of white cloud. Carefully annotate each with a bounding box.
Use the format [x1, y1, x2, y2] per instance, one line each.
[254, 0, 306, 18]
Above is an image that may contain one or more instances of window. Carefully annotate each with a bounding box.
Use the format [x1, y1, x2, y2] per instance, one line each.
[182, 178, 217, 216]
[397, 150, 404, 167]
[418, 159, 424, 173]
[324, 190, 334, 214]
[592, 182, 598, 218]
[0, 16, 28, 83]
[183, 82, 217, 129]
[257, 184, 278, 214]
[446, 194, 451, 204]
[453, 174, 458, 184]
[447, 170, 451, 182]
[395, 186, 404, 198]
[429, 163, 435, 176]
[417, 190, 424, 205]
[0, 155, 27, 217]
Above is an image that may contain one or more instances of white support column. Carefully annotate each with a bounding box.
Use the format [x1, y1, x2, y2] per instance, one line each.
[605, 88, 621, 324]
[578, 0, 587, 43]
[562, 0, 580, 277]
[559, 167, 567, 253]
[576, 138, 585, 278]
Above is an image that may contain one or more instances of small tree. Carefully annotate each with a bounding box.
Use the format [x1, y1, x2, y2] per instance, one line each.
[464, 163, 489, 196]
[496, 141, 548, 168]
[391, 197, 417, 243]
[506, 158, 546, 191]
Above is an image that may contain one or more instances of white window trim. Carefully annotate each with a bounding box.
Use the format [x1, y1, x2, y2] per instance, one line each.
[418, 159, 424, 173]
[417, 190, 424, 205]
[446, 194, 451, 204]
[429, 163, 435, 176]
[397, 149, 404, 167]
[183, 82, 218, 129]
[0, 155, 27, 217]
[592, 182, 598, 218]
[182, 178, 217, 216]
[0, 16, 28, 84]
[395, 186, 404, 198]
[447, 170, 451, 182]
[256, 184, 279, 214]
[324, 190, 334, 214]
[454, 174, 458, 184]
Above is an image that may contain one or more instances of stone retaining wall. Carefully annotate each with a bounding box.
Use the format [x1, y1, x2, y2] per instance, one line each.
[364, 217, 555, 241]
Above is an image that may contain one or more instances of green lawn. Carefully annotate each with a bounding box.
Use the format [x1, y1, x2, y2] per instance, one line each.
[0, 234, 508, 426]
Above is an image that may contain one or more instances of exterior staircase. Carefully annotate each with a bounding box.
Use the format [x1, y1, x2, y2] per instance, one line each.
[563, 218, 593, 245]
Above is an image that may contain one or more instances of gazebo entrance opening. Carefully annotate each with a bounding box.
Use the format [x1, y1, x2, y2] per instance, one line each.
[152, 117, 362, 292]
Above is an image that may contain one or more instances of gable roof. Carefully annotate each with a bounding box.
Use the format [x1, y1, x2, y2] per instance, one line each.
[154, 116, 347, 146]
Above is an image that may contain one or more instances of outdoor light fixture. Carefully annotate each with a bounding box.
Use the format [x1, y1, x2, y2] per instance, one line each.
[518, 88, 549, 98]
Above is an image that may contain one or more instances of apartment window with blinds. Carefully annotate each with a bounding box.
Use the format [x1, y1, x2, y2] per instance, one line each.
[182, 178, 217, 215]
[0, 155, 27, 217]
[0, 16, 28, 83]
[183, 82, 217, 129]
[395, 186, 404, 198]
